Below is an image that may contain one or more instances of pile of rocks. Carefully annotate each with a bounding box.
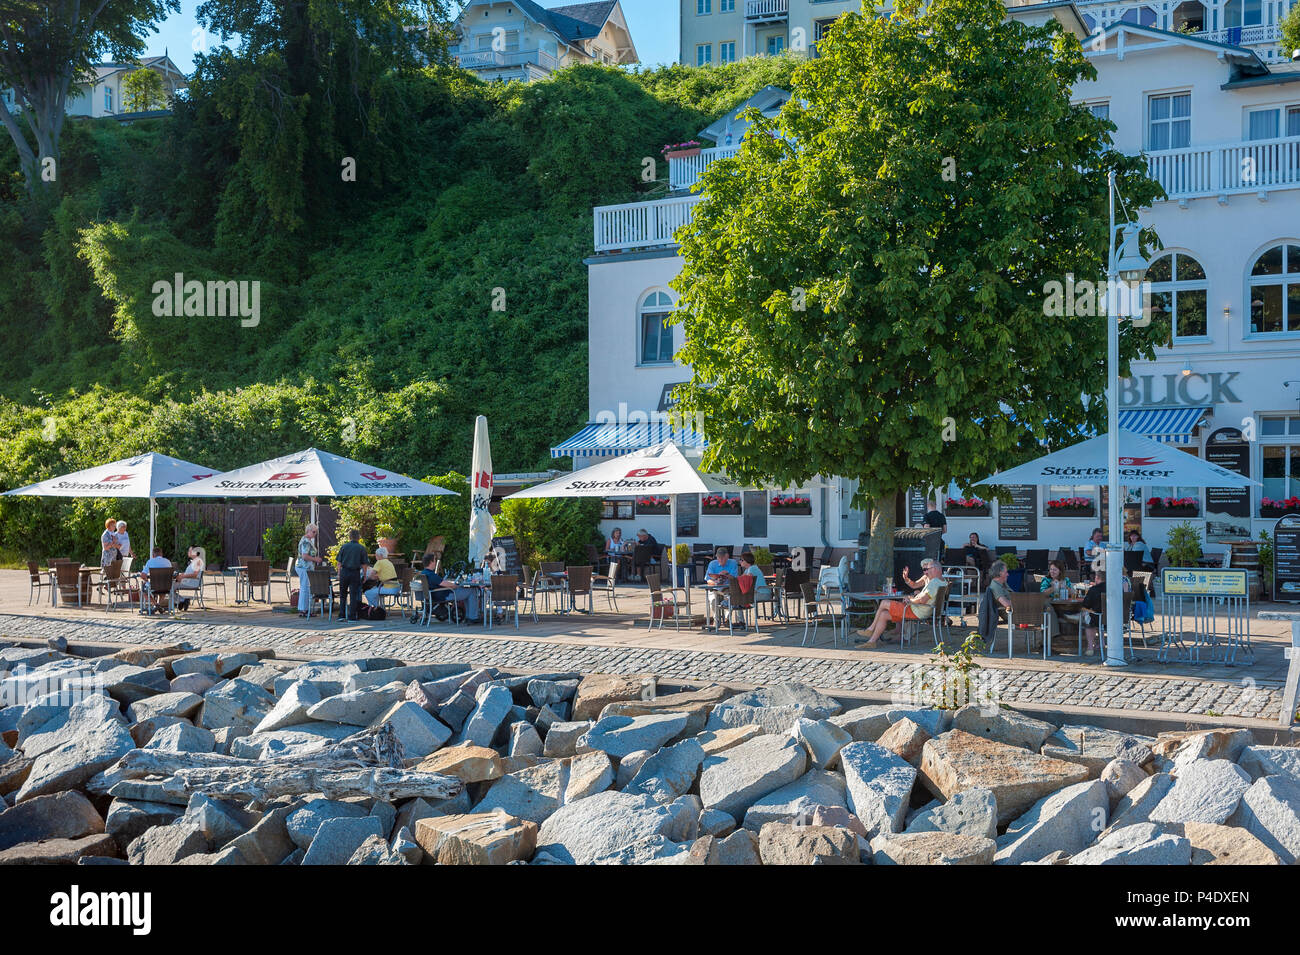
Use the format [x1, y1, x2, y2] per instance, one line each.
[2, 640, 1298, 865]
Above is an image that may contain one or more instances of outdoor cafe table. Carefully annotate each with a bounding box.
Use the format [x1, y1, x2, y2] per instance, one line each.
[227, 565, 250, 604]
[1260, 611, 1300, 728]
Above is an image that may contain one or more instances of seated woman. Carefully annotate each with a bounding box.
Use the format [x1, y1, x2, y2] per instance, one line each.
[173, 546, 205, 611]
[363, 546, 401, 608]
[1038, 559, 1073, 641]
[736, 551, 772, 619]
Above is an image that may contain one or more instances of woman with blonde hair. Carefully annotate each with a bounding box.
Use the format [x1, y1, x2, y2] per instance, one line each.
[100, 518, 120, 568]
[296, 523, 323, 617]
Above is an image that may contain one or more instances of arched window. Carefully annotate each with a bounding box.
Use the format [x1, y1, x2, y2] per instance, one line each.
[639, 290, 675, 364]
[1248, 244, 1300, 335]
[1146, 252, 1208, 341]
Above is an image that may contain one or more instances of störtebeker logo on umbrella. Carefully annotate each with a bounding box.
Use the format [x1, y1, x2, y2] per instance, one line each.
[359, 471, 386, 480]
[216, 470, 311, 490]
[1118, 457, 1160, 466]
[626, 467, 670, 478]
[101, 474, 134, 482]
[51, 474, 135, 491]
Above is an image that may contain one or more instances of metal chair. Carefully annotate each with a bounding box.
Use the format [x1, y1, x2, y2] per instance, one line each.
[140, 566, 173, 615]
[487, 574, 521, 629]
[781, 567, 810, 618]
[283, 556, 296, 603]
[592, 558, 620, 611]
[719, 577, 758, 636]
[26, 561, 52, 605]
[305, 569, 335, 620]
[170, 570, 205, 611]
[646, 571, 690, 631]
[1081, 592, 1137, 659]
[244, 558, 271, 603]
[1024, 549, 1050, 573]
[799, 581, 842, 647]
[1005, 591, 1050, 658]
[566, 565, 594, 614]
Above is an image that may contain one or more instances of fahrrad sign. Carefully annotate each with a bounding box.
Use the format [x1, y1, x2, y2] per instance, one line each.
[1161, 568, 1248, 598]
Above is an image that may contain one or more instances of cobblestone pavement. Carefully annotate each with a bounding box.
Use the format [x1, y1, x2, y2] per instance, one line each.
[0, 612, 1281, 721]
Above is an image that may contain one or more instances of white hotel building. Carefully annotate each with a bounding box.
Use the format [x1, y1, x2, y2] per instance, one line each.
[554, 2, 1300, 561]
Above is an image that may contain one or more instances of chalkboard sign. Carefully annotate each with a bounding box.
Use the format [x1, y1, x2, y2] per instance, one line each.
[491, 536, 521, 578]
[1274, 514, 1300, 603]
[907, 489, 928, 528]
[675, 494, 699, 539]
[998, 485, 1038, 541]
[1205, 427, 1251, 543]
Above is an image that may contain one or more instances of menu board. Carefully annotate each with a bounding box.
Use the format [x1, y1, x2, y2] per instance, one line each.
[1274, 514, 1300, 603]
[491, 536, 520, 577]
[675, 494, 699, 539]
[1205, 427, 1251, 543]
[907, 489, 928, 528]
[998, 485, 1038, 541]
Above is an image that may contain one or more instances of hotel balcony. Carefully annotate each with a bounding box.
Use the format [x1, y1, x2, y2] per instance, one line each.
[1196, 23, 1282, 46]
[1147, 134, 1300, 201]
[453, 48, 558, 75]
[595, 135, 1300, 254]
[745, 0, 789, 22]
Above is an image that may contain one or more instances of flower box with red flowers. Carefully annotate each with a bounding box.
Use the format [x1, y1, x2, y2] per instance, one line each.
[1146, 496, 1199, 518]
[1261, 496, 1300, 518]
[770, 495, 812, 515]
[635, 496, 670, 515]
[701, 494, 741, 515]
[661, 140, 702, 160]
[945, 497, 990, 517]
[1046, 496, 1095, 516]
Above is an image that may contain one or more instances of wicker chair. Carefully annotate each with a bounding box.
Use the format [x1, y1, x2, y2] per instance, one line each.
[244, 558, 271, 603]
[1005, 590, 1050, 658]
[592, 558, 620, 611]
[646, 571, 691, 631]
[141, 565, 174, 615]
[54, 561, 84, 608]
[26, 561, 51, 605]
[566, 565, 594, 614]
[901, 583, 952, 648]
[305, 569, 335, 620]
[487, 574, 521, 629]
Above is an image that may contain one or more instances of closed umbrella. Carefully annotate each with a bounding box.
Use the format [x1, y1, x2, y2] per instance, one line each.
[468, 416, 495, 569]
[3, 452, 219, 552]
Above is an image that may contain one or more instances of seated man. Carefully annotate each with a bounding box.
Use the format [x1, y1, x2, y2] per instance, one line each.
[856, 558, 945, 648]
[976, 560, 1016, 644]
[363, 546, 401, 608]
[703, 546, 738, 629]
[172, 546, 204, 611]
[138, 547, 173, 610]
[419, 555, 481, 622]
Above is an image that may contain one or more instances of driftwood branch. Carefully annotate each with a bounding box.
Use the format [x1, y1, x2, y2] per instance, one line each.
[159, 766, 463, 803]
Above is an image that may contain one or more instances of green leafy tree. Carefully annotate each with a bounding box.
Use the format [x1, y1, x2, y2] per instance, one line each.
[496, 497, 603, 569]
[1282, 2, 1300, 59]
[0, 0, 178, 200]
[121, 66, 168, 112]
[671, 0, 1163, 575]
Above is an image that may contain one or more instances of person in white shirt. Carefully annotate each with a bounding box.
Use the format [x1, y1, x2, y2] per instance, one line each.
[855, 558, 945, 648]
[114, 520, 132, 559]
[173, 546, 205, 610]
[138, 547, 173, 610]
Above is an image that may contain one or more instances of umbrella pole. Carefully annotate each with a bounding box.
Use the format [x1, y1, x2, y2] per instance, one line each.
[149, 497, 156, 554]
[310, 496, 318, 528]
[670, 494, 679, 592]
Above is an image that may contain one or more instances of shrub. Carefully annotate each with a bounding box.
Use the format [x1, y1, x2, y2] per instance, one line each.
[1164, 521, 1203, 568]
[496, 496, 603, 569]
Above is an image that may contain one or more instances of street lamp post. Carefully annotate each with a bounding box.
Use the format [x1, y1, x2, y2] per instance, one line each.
[1104, 169, 1148, 668]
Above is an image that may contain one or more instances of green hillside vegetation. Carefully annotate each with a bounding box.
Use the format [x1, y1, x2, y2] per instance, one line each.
[0, 53, 799, 561]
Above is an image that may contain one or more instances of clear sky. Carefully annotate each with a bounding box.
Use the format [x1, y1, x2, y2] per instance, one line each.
[143, 0, 682, 73]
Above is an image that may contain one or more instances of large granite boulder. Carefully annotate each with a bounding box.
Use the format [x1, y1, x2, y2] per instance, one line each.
[414, 811, 537, 865]
[698, 734, 808, 821]
[994, 780, 1109, 865]
[743, 770, 847, 831]
[871, 831, 996, 865]
[1227, 774, 1300, 864]
[951, 704, 1056, 752]
[841, 741, 917, 838]
[535, 790, 684, 865]
[757, 822, 859, 865]
[1148, 759, 1251, 826]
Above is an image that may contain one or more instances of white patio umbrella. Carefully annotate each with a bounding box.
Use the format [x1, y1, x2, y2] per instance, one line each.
[507, 441, 712, 588]
[2, 452, 219, 552]
[468, 416, 495, 569]
[978, 430, 1258, 489]
[157, 448, 457, 539]
[978, 429, 1257, 668]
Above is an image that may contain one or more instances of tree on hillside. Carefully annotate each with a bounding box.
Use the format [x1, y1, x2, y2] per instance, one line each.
[1282, 1, 1300, 59]
[121, 65, 168, 111]
[670, 0, 1164, 575]
[0, 0, 178, 201]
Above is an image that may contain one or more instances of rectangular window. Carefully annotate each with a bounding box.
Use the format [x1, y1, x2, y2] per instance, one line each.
[696, 43, 712, 65]
[1248, 108, 1280, 140]
[1089, 101, 1110, 120]
[1289, 106, 1300, 137]
[1146, 486, 1201, 515]
[1044, 485, 1097, 517]
[104, 87, 112, 111]
[721, 0, 735, 10]
[641, 312, 674, 364]
[766, 34, 785, 55]
[698, 0, 711, 13]
[719, 41, 736, 63]
[1148, 92, 1191, 151]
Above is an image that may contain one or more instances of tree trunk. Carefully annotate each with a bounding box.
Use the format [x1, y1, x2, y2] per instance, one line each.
[863, 494, 896, 579]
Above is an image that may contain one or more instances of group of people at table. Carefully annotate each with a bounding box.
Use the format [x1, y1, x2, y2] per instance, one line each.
[97, 516, 204, 611]
[293, 524, 485, 622]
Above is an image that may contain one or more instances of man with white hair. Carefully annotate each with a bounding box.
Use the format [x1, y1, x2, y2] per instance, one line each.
[855, 558, 945, 648]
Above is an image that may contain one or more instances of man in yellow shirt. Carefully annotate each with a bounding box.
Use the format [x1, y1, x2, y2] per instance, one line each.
[364, 546, 401, 608]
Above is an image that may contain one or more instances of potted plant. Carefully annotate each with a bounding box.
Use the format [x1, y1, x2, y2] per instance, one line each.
[636, 496, 670, 515]
[945, 496, 990, 517]
[675, 543, 692, 587]
[1259, 530, 1274, 594]
[1261, 496, 1300, 517]
[753, 546, 773, 567]
[770, 494, 812, 516]
[1046, 496, 1095, 516]
[376, 522, 399, 555]
[1146, 495, 1199, 518]
[662, 140, 702, 160]
[702, 494, 741, 515]
[998, 552, 1024, 591]
[1164, 521, 1203, 568]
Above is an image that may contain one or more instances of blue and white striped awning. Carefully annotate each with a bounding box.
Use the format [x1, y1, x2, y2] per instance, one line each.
[551, 421, 708, 458]
[1117, 407, 1209, 444]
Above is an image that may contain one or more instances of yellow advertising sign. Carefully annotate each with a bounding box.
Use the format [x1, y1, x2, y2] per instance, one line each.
[1161, 568, 1248, 597]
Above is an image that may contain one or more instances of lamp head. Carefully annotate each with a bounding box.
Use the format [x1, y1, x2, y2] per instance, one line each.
[1115, 223, 1146, 282]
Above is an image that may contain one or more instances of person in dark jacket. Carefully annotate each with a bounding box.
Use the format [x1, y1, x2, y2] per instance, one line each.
[335, 529, 369, 621]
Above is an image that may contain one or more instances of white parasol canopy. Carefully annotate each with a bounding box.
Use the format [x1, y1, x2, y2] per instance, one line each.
[468, 416, 495, 569]
[3, 452, 219, 552]
[158, 448, 457, 528]
[979, 430, 1258, 489]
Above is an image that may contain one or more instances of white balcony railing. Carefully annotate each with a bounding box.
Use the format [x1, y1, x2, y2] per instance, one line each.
[593, 195, 702, 252]
[455, 48, 558, 72]
[1197, 23, 1281, 46]
[668, 144, 742, 191]
[745, 0, 789, 20]
[1148, 135, 1300, 199]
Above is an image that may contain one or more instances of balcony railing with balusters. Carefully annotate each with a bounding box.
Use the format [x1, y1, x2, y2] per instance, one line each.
[745, 0, 789, 20]
[1196, 23, 1281, 46]
[593, 195, 702, 253]
[668, 144, 742, 191]
[1147, 134, 1300, 199]
[454, 48, 558, 72]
